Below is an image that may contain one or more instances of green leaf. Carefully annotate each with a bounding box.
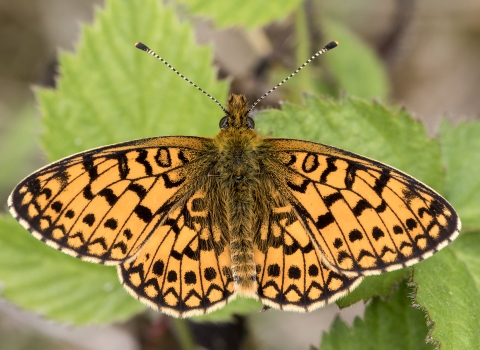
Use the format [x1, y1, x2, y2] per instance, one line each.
[337, 269, 410, 308]
[413, 232, 480, 349]
[0, 216, 144, 325]
[321, 282, 435, 350]
[38, 0, 228, 162]
[323, 19, 390, 99]
[440, 120, 480, 230]
[256, 95, 444, 190]
[175, 0, 302, 28]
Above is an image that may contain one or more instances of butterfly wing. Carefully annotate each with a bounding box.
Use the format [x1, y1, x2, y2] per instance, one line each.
[266, 139, 461, 276]
[119, 188, 235, 317]
[8, 136, 210, 265]
[253, 188, 362, 311]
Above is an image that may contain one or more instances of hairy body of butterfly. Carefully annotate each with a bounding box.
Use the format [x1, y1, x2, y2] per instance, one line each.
[9, 94, 460, 318]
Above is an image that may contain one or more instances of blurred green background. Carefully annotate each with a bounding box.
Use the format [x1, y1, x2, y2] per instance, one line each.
[0, 0, 479, 349]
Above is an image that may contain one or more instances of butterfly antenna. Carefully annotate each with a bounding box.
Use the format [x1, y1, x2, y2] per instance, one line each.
[135, 42, 228, 114]
[248, 41, 339, 112]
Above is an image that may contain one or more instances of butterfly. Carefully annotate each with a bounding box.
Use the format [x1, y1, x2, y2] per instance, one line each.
[8, 41, 460, 318]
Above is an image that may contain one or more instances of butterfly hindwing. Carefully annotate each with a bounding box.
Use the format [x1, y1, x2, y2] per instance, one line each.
[8, 136, 209, 265]
[267, 139, 460, 276]
[119, 188, 235, 317]
[254, 188, 362, 311]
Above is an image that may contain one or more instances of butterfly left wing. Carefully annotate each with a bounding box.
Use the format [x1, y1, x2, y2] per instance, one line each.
[253, 188, 362, 312]
[8, 136, 209, 265]
[265, 139, 460, 277]
[119, 189, 235, 318]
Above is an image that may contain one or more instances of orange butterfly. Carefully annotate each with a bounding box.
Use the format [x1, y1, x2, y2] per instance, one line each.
[9, 41, 460, 318]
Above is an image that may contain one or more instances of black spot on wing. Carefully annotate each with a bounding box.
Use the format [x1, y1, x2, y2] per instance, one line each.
[99, 188, 118, 206]
[83, 184, 95, 200]
[123, 228, 133, 240]
[167, 270, 178, 282]
[83, 154, 98, 181]
[418, 207, 429, 218]
[267, 264, 280, 277]
[345, 163, 356, 189]
[127, 183, 147, 199]
[348, 229, 363, 242]
[155, 148, 172, 167]
[135, 149, 153, 176]
[373, 169, 390, 196]
[406, 218, 417, 230]
[184, 271, 197, 285]
[301, 153, 319, 173]
[333, 238, 343, 248]
[204, 267, 217, 281]
[288, 266, 301, 279]
[104, 218, 118, 230]
[177, 150, 190, 164]
[315, 212, 335, 230]
[83, 213, 95, 226]
[393, 225, 403, 235]
[152, 260, 164, 276]
[115, 152, 130, 179]
[134, 205, 153, 223]
[324, 192, 343, 207]
[51, 201, 63, 213]
[352, 199, 372, 217]
[372, 227, 385, 241]
[320, 157, 337, 184]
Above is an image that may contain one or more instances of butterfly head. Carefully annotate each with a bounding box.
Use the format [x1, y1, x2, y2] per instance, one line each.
[219, 94, 255, 130]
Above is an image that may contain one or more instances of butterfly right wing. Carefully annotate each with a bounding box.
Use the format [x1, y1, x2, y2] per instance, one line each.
[265, 138, 460, 277]
[8, 136, 210, 265]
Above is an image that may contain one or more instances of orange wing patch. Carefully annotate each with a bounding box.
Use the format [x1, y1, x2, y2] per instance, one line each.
[253, 189, 362, 311]
[119, 189, 234, 317]
[8, 137, 207, 265]
[268, 139, 460, 276]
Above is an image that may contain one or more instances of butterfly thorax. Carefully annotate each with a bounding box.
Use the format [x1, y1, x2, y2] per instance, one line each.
[209, 94, 267, 296]
[214, 94, 264, 185]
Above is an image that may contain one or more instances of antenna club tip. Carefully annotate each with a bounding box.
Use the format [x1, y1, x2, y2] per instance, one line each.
[325, 41, 339, 50]
[135, 42, 149, 51]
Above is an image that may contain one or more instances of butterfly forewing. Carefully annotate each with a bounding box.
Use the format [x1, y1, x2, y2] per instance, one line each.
[267, 139, 460, 276]
[8, 136, 209, 265]
[119, 188, 235, 317]
[253, 187, 362, 311]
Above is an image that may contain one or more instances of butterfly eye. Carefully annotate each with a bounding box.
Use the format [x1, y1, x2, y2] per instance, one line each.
[219, 116, 229, 129]
[246, 117, 255, 129]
